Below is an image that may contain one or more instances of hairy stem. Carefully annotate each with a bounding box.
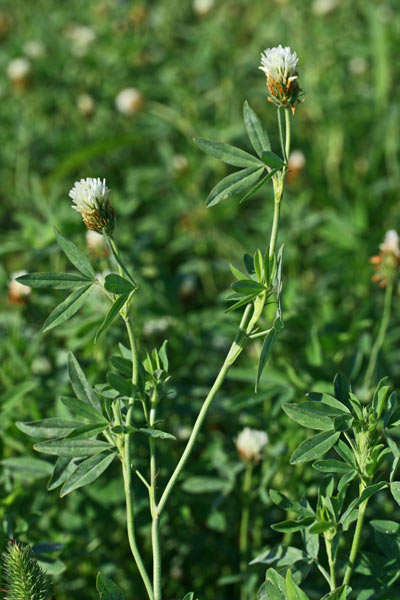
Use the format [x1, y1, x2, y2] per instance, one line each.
[343, 484, 368, 587]
[363, 280, 393, 390]
[324, 536, 336, 591]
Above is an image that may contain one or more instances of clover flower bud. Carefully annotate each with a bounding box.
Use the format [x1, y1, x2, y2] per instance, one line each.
[69, 177, 115, 234]
[259, 45, 303, 113]
[235, 427, 268, 462]
[115, 88, 144, 115]
[370, 230, 400, 287]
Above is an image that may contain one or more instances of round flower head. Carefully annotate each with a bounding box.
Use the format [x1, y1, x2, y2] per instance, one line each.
[69, 177, 115, 234]
[370, 230, 400, 287]
[259, 45, 303, 112]
[235, 427, 268, 463]
[115, 88, 144, 115]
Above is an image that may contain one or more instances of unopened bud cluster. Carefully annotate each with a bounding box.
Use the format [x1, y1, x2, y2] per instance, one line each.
[370, 230, 400, 287]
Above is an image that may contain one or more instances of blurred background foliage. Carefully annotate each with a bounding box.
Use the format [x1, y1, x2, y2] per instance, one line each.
[0, 0, 400, 598]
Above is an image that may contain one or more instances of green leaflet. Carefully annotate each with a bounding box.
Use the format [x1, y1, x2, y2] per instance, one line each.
[68, 352, 101, 410]
[285, 570, 310, 600]
[194, 137, 263, 168]
[138, 428, 176, 440]
[60, 451, 116, 496]
[290, 431, 340, 465]
[95, 294, 129, 342]
[16, 272, 92, 289]
[54, 228, 96, 280]
[42, 284, 93, 332]
[255, 329, 277, 393]
[104, 274, 135, 294]
[231, 279, 266, 296]
[34, 438, 114, 458]
[96, 572, 125, 600]
[61, 396, 106, 423]
[47, 457, 79, 491]
[16, 418, 83, 439]
[283, 402, 334, 431]
[262, 150, 286, 169]
[243, 101, 271, 157]
[206, 166, 265, 207]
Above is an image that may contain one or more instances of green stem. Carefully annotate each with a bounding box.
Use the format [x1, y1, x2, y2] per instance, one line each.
[149, 392, 162, 600]
[121, 315, 153, 600]
[364, 280, 393, 390]
[324, 536, 336, 591]
[158, 108, 292, 516]
[157, 304, 253, 515]
[239, 462, 254, 600]
[277, 108, 285, 161]
[284, 108, 291, 164]
[343, 484, 368, 587]
[269, 108, 291, 259]
[268, 192, 281, 259]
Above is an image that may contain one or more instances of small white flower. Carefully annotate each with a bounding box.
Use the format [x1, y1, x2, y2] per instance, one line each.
[77, 93, 95, 117]
[235, 427, 268, 462]
[348, 57, 367, 75]
[115, 88, 144, 115]
[288, 150, 306, 171]
[65, 24, 96, 57]
[23, 40, 45, 59]
[143, 317, 170, 337]
[69, 177, 109, 213]
[172, 154, 189, 177]
[69, 177, 114, 233]
[193, 0, 214, 17]
[8, 271, 31, 300]
[86, 230, 106, 251]
[380, 230, 400, 257]
[7, 57, 31, 80]
[259, 45, 298, 84]
[313, 0, 337, 16]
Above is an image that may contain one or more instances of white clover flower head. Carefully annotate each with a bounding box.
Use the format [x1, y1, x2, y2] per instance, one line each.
[193, 0, 215, 17]
[380, 230, 400, 257]
[115, 88, 144, 115]
[66, 24, 96, 57]
[288, 150, 306, 171]
[313, 0, 337, 16]
[77, 93, 95, 117]
[260, 45, 298, 83]
[348, 56, 367, 75]
[69, 177, 114, 233]
[23, 40, 45, 59]
[259, 45, 303, 112]
[235, 427, 268, 462]
[7, 57, 31, 80]
[8, 270, 31, 302]
[86, 230, 107, 252]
